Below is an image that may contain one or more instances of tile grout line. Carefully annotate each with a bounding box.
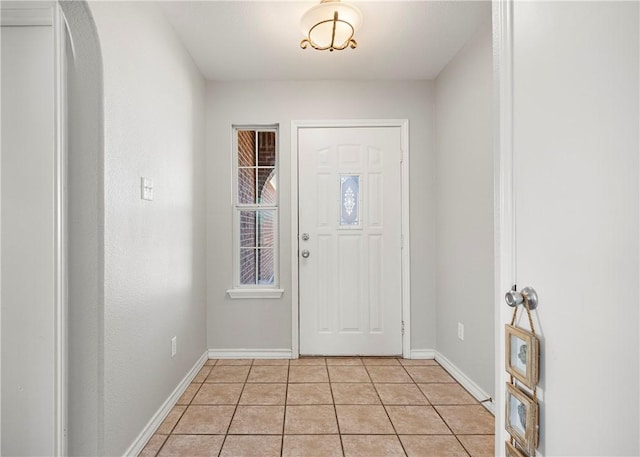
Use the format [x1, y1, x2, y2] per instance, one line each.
[410, 361, 473, 457]
[406, 363, 432, 407]
[367, 358, 409, 457]
[328, 357, 348, 457]
[280, 359, 290, 457]
[217, 359, 254, 457]
[426, 370, 472, 457]
[408, 361, 471, 457]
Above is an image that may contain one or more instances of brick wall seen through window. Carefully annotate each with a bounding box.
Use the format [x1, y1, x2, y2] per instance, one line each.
[236, 128, 278, 286]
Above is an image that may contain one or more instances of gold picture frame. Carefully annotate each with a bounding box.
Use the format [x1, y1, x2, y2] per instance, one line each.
[505, 440, 528, 457]
[505, 383, 538, 455]
[505, 324, 539, 389]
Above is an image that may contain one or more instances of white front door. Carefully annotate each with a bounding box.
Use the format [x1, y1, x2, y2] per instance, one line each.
[298, 126, 403, 356]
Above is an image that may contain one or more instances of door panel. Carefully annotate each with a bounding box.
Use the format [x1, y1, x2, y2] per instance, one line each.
[1, 21, 56, 456]
[299, 127, 402, 356]
[509, 2, 639, 455]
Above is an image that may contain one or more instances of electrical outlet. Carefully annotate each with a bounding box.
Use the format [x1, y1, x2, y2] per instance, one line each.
[171, 336, 177, 357]
[457, 323, 464, 341]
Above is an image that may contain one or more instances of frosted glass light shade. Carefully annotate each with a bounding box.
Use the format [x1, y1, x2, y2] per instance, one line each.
[300, 0, 363, 51]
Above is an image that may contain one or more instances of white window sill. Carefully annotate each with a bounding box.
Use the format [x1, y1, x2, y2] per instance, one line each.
[226, 288, 285, 299]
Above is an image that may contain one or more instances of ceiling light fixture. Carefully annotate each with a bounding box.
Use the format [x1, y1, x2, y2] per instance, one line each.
[300, 0, 363, 52]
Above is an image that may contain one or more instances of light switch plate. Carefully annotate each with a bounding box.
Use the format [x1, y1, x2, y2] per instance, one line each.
[141, 177, 153, 201]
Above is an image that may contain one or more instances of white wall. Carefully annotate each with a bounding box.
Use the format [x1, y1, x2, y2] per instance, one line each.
[1, 19, 56, 457]
[511, 2, 639, 455]
[206, 81, 436, 352]
[63, 1, 105, 454]
[434, 21, 494, 397]
[89, 2, 207, 454]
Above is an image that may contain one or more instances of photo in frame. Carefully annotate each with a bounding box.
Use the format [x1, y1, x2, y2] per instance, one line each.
[505, 383, 539, 455]
[505, 324, 539, 389]
[505, 440, 528, 457]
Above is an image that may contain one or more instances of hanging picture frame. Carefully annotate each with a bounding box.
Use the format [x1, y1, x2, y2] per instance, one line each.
[505, 324, 539, 388]
[505, 383, 538, 455]
[505, 441, 528, 457]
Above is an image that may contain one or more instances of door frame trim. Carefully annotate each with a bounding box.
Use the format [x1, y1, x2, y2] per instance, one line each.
[493, 0, 515, 450]
[53, 6, 68, 455]
[290, 119, 411, 358]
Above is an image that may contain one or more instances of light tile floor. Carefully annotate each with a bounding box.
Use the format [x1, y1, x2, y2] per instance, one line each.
[140, 357, 494, 457]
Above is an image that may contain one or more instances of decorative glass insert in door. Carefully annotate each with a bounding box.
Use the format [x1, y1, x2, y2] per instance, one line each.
[340, 175, 360, 227]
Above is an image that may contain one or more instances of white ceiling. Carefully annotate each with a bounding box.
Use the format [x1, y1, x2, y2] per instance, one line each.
[159, 1, 491, 81]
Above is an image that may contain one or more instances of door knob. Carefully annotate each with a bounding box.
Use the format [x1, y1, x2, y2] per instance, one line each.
[505, 286, 539, 309]
[301, 249, 310, 258]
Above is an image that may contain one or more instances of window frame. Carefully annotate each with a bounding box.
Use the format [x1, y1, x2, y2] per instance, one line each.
[227, 125, 283, 299]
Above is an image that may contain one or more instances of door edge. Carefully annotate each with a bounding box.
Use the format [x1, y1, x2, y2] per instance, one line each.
[493, 0, 516, 452]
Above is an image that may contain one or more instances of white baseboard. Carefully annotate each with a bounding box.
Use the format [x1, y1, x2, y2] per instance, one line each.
[123, 351, 208, 457]
[434, 351, 495, 415]
[409, 349, 436, 359]
[208, 348, 292, 359]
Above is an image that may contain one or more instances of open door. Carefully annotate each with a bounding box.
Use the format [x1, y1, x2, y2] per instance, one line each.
[1, 3, 67, 455]
[496, 1, 639, 455]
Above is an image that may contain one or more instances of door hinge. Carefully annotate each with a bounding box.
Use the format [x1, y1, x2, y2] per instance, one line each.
[400, 149, 404, 163]
[401, 321, 405, 335]
[401, 235, 404, 249]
